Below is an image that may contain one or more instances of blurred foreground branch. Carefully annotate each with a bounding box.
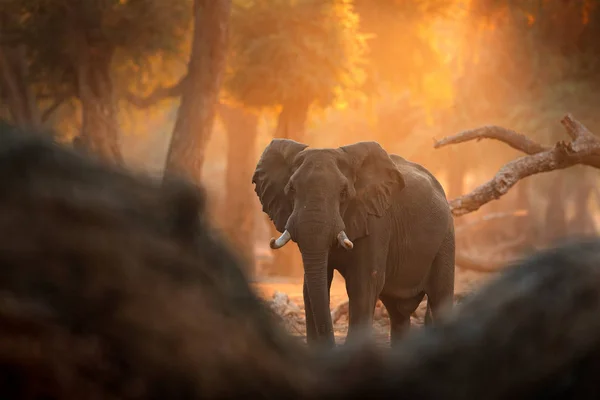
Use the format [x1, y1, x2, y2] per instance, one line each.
[435, 114, 600, 216]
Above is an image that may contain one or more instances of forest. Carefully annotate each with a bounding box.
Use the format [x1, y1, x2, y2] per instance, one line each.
[2, 0, 600, 345]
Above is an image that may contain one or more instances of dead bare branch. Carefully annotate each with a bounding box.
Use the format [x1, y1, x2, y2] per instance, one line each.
[436, 114, 600, 216]
[434, 125, 549, 155]
[125, 75, 188, 108]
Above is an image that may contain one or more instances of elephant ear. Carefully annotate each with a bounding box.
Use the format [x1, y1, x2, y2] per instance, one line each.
[252, 139, 308, 233]
[340, 141, 405, 241]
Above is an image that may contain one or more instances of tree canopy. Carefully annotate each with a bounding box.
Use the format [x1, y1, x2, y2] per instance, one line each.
[224, 0, 367, 111]
[353, 0, 458, 97]
[1, 0, 191, 101]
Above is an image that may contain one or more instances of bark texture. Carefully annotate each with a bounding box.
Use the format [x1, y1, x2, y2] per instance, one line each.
[164, 0, 231, 184]
[435, 114, 600, 216]
[438, 114, 600, 273]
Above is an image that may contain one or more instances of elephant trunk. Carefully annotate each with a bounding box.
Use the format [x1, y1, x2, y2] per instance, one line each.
[284, 207, 349, 347]
[302, 250, 335, 347]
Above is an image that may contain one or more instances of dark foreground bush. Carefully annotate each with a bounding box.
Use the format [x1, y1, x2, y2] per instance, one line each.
[1, 127, 600, 399]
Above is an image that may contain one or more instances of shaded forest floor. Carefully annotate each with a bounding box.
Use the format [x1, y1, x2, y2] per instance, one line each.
[252, 268, 491, 347]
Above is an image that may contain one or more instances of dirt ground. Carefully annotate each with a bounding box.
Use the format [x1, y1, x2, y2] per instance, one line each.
[252, 268, 491, 347]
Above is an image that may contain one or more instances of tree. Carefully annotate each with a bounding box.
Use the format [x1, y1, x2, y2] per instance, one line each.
[126, 0, 364, 276]
[352, 0, 456, 97]
[435, 113, 600, 272]
[1, 0, 191, 163]
[218, 103, 259, 274]
[428, 0, 600, 251]
[0, 44, 42, 130]
[164, 0, 232, 184]
[225, 0, 366, 143]
[222, 0, 366, 277]
[124, 1, 235, 268]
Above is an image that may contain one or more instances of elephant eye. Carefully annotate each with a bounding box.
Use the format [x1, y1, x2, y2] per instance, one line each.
[288, 185, 295, 194]
[340, 187, 348, 198]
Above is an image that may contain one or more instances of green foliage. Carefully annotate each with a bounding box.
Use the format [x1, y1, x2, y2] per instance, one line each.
[1, 0, 192, 97]
[224, 0, 367, 110]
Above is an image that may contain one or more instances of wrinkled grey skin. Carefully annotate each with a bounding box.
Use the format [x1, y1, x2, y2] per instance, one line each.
[252, 139, 455, 348]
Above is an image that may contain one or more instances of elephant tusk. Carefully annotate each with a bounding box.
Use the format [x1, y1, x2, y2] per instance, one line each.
[270, 230, 291, 249]
[337, 231, 354, 250]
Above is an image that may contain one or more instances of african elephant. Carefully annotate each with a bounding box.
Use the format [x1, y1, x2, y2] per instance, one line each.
[252, 139, 455, 348]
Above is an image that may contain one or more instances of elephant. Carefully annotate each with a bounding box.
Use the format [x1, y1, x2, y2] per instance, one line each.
[252, 139, 455, 348]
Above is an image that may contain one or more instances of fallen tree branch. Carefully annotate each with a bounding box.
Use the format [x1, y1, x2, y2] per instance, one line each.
[434, 125, 549, 155]
[436, 114, 600, 216]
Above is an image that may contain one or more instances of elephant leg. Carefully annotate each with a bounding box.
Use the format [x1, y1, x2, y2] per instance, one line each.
[344, 266, 385, 345]
[303, 282, 317, 345]
[304, 267, 334, 346]
[426, 229, 455, 322]
[380, 293, 425, 347]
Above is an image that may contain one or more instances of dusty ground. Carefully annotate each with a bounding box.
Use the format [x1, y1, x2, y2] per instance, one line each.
[252, 268, 491, 347]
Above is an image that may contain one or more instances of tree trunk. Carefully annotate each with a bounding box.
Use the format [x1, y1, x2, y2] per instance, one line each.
[569, 181, 595, 236]
[164, 0, 231, 185]
[0, 45, 42, 129]
[275, 98, 311, 142]
[267, 98, 311, 277]
[76, 47, 123, 165]
[512, 179, 535, 248]
[219, 103, 258, 276]
[446, 154, 466, 201]
[542, 174, 568, 244]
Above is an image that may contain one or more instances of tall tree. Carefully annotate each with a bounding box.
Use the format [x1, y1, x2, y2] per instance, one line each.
[456, 0, 600, 244]
[225, 0, 366, 143]
[1, 0, 191, 163]
[218, 103, 259, 274]
[164, 0, 232, 184]
[352, 0, 455, 97]
[223, 0, 365, 276]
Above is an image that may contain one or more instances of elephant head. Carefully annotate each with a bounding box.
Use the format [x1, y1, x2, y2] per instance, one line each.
[252, 139, 405, 345]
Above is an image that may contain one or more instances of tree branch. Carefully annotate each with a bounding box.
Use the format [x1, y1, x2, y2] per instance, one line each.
[436, 114, 600, 216]
[434, 125, 549, 155]
[125, 75, 188, 108]
[41, 96, 68, 122]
